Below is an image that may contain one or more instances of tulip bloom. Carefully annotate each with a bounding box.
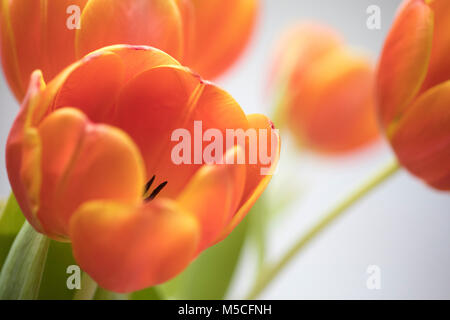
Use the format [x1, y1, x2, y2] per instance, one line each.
[376, 0, 450, 190]
[6, 45, 279, 292]
[270, 23, 379, 154]
[0, 0, 258, 101]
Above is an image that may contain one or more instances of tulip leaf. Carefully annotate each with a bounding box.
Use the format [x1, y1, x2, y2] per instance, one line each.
[130, 287, 165, 300]
[38, 240, 78, 300]
[0, 194, 25, 269]
[161, 217, 248, 300]
[94, 287, 128, 300]
[247, 195, 270, 270]
[0, 221, 50, 299]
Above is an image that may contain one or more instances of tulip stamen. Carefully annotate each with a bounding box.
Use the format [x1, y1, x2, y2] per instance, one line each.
[145, 181, 168, 202]
[144, 175, 156, 195]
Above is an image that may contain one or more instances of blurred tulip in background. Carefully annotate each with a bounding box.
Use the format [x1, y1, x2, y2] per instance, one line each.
[269, 23, 380, 154]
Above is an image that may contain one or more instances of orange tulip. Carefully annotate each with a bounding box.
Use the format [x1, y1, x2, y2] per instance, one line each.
[376, 0, 450, 190]
[6, 45, 279, 292]
[0, 0, 258, 101]
[270, 23, 379, 154]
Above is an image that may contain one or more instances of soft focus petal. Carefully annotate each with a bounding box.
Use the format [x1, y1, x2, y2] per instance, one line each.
[269, 22, 342, 96]
[177, 147, 246, 251]
[34, 108, 145, 238]
[289, 47, 379, 153]
[76, 0, 183, 61]
[70, 199, 199, 293]
[376, 0, 434, 128]
[184, 0, 259, 79]
[420, 0, 450, 93]
[390, 80, 450, 190]
[219, 114, 280, 241]
[0, 0, 88, 100]
[114, 65, 248, 198]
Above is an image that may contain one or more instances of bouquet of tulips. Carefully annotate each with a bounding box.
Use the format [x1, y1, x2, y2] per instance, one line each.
[0, 0, 448, 300]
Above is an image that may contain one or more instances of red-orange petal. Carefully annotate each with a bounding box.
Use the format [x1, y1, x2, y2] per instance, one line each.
[35, 108, 145, 238]
[75, 0, 184, 61]
[376, 0, 434, 128]
[51, 51, 125, 123]
[0, 0, 89, 100]
[420, 0, 450, 93]
[114, 65, 248, 198]
[177, 147, 246, 251]
[390, 80, 450, 190]
[70, 199, 199, 293]
[219, 113, 280, 241]
[183, 0, 259, 79]
[6, 70, 46, 232]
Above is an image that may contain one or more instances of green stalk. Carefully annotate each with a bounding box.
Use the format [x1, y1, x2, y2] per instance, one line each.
[246, 159, 400, 299]
[0, 221, 50, 299]
[73, 272, 98, 300]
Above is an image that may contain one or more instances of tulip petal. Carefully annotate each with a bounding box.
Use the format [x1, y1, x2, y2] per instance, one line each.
[390, 80, 450, 190]
[52, 51, 125, 123]
[70, 199, 199, 293]
[376, 0, 434, 128]
[184, 0, 258, 79]
[40, 0, 89, 79]
[35, 108, 145, 238]
[177, 147, 246, 251]
[101, 45, 181, 82]
[6, 70, 46, 232]
[420, 0, 450, 93]
[1, 0, 89, 99]
[76, 0, 183, 61]
[114, 65, 248, 199]
[219, 114, 280, 241]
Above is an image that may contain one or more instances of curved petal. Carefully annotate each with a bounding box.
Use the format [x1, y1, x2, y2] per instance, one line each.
[40, 0, 89, 79]
[75, 0, 183, 61]
[1, 0, 89, 100]
[100, 45, 181, 82]
[70, 199, 199, 293]
[420, 0, 450, 93]
[218, 113, 280, 241]
[390, 80, 450, 190]
[6, 70, 46, 232]
[184, 0, 259, 79]
[289, 47, 379, 153]
[51, 51, 125, 123]
[177, 147, 246, 251]
[376, 0, 434, 128]
[114, 65, 248, 199]
[35, 108, 145, 238]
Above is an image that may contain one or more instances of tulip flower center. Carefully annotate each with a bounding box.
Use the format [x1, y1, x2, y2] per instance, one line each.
[143, 175, 168, 202]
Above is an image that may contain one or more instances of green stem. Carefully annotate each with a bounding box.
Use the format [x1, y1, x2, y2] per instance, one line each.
[73, 272, 98, 300]
[246, 159, 400, 299]
[0, 221, 50, 299]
